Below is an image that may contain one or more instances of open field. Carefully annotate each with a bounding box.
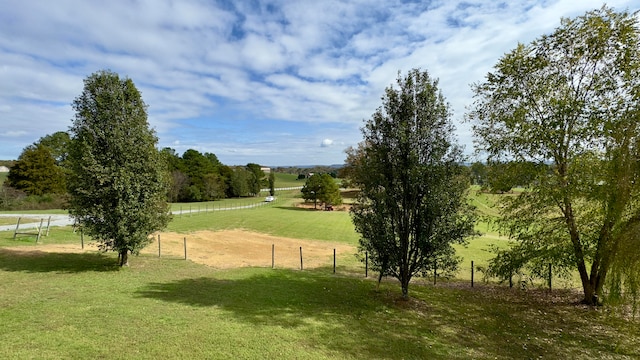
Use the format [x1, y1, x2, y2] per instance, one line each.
[1, 185, 639, 358]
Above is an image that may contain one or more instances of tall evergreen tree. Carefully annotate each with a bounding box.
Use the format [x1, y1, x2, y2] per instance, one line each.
[7, 144, 66, 195]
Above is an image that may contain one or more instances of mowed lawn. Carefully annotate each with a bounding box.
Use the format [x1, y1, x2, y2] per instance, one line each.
[1, 187, 639, 358]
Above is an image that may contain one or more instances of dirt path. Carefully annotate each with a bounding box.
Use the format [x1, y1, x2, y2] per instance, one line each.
[4, 230, 356, 270]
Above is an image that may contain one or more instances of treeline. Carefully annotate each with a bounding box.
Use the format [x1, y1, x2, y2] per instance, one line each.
[273, 165, 339, 178]
[0, 131, 275, 210]
[161, 148, 271, 202]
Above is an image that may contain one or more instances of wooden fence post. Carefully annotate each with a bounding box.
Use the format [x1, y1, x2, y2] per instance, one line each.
[184, 237, 187, 260]
[36, 219, 43, 243]
[333, 249, 336, 274]
[13, 217, 21, 240]
[272, 244, 274, 269]
[300, 247, 303, 270]
[471, 261, 474, 288]
[45, 216, 51, 236]
[158, 234, 161, 257]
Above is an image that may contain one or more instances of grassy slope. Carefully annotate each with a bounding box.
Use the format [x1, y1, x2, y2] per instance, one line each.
[0, 251, 638, 359]
[1, 182, 639, 358]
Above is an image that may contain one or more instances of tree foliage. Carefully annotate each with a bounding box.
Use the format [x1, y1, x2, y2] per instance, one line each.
[301, 173, 341, 208]
[467, 7, 640, 305]
[36, 131, 70, 165]
[67, 70, 170, 266]
[161, 147, 268, 202]
[7, 144, 66, 196]
[351, 69, 476, 299]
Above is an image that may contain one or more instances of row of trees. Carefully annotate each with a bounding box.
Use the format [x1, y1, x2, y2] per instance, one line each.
[347, 7, 640, 307]
[161, 148, 270, 202]
[2, 137, 273, 209]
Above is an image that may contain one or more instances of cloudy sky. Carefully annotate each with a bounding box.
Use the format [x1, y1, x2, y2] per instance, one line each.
[1, 1, 638, 166]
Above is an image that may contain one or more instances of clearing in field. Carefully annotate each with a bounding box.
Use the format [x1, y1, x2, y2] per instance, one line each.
[4, 229, 356, 270]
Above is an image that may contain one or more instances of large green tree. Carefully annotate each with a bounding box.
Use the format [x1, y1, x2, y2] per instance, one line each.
[301, 173, 341, 209]
[467, 7, 640, 305]
[67, 70, 170, 266]
[351, 69, 476, 299]
[7, 144, 66, 195]
[246, 163, 265, 196]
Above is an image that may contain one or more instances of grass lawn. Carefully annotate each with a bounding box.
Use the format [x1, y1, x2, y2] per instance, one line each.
[1, 184, 639, 358]
[0, 250, 638, 359]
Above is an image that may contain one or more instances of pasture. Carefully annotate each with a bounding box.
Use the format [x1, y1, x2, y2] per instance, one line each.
[0, 186, 639, 359]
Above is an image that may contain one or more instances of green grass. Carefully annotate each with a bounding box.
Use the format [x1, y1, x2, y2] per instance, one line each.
[168, 194, 358, 244]
[0, 184, 639, 358]
[273, 172, 305, 188]
[0, 251, 637, 359]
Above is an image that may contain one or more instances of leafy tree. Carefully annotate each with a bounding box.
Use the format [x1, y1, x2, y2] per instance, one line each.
[246, 163, 265, 196]
[182, 149, 216, 195]
[7, 144, 66, 195]
[228, 167, 251, 197]
[351, 69, 477, 299]
[67, 70, 170, 266]
[268, 171, 275, 196]
[469, 161, 487, 186]
[36, 131, 70, 165]
[467, 7, 640, 305]
[161, 147, 184, 173]
[202, 173, 226, 200]
[340, 144, 366, 189]
[301, 173, 341, 209]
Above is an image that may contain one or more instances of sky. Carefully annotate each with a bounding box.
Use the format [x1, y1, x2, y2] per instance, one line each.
[1, 1, 638, 166]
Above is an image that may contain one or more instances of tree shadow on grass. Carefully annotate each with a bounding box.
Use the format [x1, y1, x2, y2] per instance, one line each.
[273, 204, 318, 211]
[0, 248, 119, 273]
[136, 269, 454, 359]
[136, 269, 640, 359]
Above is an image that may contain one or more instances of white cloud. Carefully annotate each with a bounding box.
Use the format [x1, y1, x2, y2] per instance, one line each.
[0, 0, 638, 164]
[321, 139, 334, 147]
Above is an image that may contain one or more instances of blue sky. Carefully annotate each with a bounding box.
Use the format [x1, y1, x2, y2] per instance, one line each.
[1, 1, 638, 166]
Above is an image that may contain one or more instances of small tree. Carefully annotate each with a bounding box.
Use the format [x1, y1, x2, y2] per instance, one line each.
[67, 70, 170, 266]
[268, 171, 276, 196]
[301, 173, 341, 209]
[351, 69, 476, 299]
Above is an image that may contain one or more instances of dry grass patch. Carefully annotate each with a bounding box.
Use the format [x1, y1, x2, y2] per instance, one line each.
[3, 229, 356, 270]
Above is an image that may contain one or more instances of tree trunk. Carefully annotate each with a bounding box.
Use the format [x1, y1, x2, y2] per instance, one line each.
[401, 278, 409, 300]
[563, 197, 597, 305]
[119, 249, 129, 267]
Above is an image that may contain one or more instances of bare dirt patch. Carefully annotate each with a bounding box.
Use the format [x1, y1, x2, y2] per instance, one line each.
[4, 230, 356, 270]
